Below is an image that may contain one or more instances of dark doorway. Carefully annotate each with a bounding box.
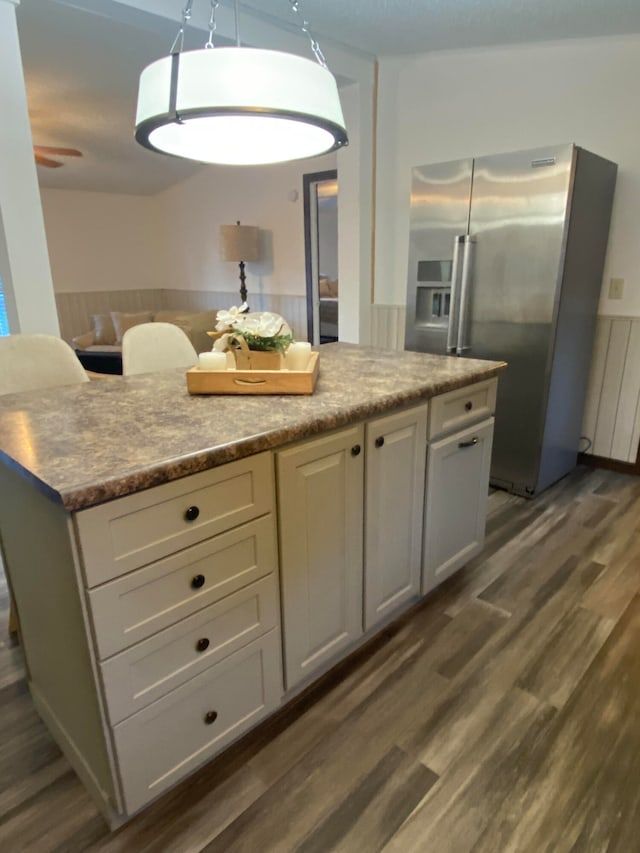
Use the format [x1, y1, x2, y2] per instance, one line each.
[303, 170, 338, 344]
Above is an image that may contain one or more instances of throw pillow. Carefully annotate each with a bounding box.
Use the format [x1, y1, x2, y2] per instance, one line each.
[111, 311, 153, 345]
[154, 309, 218, 354]
[318, 277, 331, 298]
[91, 313, 117, 346]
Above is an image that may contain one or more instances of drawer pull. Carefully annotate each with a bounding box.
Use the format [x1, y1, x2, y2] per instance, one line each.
[465, 401, 473, 411]
[191, 574, 206, 589]
[459, 437, 479, 448]
[196, 637, 210, 653]
[204, 710, 218, 725]
[351, 444, 361, 457]
[375, 436, 385, 449]
[184, 505, 200, 522]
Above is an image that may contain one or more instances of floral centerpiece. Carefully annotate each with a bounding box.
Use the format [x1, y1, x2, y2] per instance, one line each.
[209, 303, 294, 370]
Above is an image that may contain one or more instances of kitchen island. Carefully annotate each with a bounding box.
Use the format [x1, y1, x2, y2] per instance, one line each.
[0, 343, 505, 825]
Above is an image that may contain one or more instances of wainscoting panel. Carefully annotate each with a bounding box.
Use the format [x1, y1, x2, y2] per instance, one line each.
[56, 290, 308, 344]
[163, 291, 308, 342]
[581, 318, 612, 453]
[591, 319, 629, 458]
[370, 304, 406, 351]
[56, 290, 168, 343]
[582, 316, 640, 463]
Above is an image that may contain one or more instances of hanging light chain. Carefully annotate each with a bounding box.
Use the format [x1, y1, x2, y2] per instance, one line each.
[170, 0, 194, 54]
[169, 1, 328, 65]
[205, 0, 220, 49]
[289, 0, 328, 68]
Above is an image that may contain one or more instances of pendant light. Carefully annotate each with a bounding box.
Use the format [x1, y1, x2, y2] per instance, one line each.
[135, 0, 348, 166]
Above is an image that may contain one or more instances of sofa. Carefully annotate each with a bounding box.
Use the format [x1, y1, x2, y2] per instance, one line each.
[72, 309, 219, 374]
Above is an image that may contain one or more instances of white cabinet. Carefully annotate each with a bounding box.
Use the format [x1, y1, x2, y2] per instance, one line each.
[113, 630, 282, 815]
[76, 454, 273, 587]
[423, 417, 494, 593]
[364, 406, 427, 629]
[79, 453, 282, 816]
[428, 378, 497, 441]
[0, 372, 499, 824]
[277, 404, 428, 688]
[276, 425, 365, 689]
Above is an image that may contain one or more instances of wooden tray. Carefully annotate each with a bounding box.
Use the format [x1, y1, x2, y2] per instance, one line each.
[186, 351, 319, 395]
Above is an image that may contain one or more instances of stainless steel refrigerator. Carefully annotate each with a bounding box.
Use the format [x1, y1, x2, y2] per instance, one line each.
[404, 144, 617, 497]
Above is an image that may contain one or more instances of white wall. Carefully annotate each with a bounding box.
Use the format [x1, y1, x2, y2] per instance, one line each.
[41, 189, 168, 293]
[338, 81, 374, 344]
[0, 0, 59, 335]
[41, 153, 337, 303]
[375, 34, 640, 313]
[156, 154, 336, 302]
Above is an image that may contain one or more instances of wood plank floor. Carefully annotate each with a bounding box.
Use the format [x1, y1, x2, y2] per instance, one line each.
[2, 466, 640, 852]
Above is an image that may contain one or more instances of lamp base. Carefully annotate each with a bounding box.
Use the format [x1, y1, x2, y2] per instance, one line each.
[238, 261, 248, 305]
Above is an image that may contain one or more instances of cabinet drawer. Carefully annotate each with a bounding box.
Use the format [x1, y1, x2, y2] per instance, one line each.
[76, 452, 273, 587]
[113, 629, 282, 815]
[428, 379, 497, 440]
[88, 515, 277, 658]
[101, 576, 279, 724]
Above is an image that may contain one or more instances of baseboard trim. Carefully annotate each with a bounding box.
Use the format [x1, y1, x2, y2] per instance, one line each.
[578, 452, 639, 476]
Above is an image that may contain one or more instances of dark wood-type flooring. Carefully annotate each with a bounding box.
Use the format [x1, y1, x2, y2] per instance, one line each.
[2, 465, 640, 851]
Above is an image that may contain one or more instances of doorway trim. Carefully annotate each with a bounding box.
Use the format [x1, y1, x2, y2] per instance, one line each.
[303, 169, 337, 344]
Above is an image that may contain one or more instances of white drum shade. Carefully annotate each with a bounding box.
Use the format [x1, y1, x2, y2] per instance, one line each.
[135, 47, 348, 166]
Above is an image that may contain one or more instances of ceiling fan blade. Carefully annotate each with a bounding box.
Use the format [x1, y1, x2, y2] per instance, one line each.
[33, 145, 82, 158]
[35, 153, 63, 168]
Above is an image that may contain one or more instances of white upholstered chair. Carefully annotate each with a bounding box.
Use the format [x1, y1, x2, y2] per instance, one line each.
[0, 333, 89, 394]
[122, 322, 198, 376]
[0, 334, 89, 639]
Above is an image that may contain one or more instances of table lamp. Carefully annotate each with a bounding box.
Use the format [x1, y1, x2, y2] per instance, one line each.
[220, 221, 260, 304]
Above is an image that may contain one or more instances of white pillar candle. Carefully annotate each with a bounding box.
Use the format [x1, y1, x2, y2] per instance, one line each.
[286, 341, 312, 371]
[198, 351, 227, 371]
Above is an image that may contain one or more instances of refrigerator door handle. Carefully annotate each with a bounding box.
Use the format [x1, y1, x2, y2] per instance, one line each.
[456, 236, 475, 355]
[446, 235, 465, 353]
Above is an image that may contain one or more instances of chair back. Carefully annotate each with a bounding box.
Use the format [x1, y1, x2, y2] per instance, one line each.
[0, 334, 89, 395]
[122, 322, 198, 376]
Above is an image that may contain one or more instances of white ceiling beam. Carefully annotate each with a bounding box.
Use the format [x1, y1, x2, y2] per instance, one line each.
[0, 0, 60, 335]
[50, 0, 374, 85]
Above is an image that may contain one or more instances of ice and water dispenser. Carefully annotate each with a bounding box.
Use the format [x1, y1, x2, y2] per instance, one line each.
[405, 257, 454, 354]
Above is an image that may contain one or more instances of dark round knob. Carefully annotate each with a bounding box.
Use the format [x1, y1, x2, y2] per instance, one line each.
[351, 444, 361, 456]
[184, 505, 200, 522]
[196, 638, 210, 653]
[191, 574, 205, 589]
[204, 710, 218, 725]
[465, 401, 473, 411]
[375, 436, 385, 448]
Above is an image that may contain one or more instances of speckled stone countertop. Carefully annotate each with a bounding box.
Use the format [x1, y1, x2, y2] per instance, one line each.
[0, 343, 505, 511]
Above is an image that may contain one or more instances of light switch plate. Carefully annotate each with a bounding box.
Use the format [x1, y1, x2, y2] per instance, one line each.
[609, 278, 625, 299]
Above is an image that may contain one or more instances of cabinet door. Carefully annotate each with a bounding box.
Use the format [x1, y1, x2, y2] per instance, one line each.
[423, 417, 494, 594]
[364, 404, 427, 630]
[277, 426, 364, 689]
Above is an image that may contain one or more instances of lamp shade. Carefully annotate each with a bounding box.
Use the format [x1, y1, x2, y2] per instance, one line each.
[135, 47, 348, 166]
[220, 224, 260, 262]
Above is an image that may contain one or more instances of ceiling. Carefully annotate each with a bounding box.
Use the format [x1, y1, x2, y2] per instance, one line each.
[17, 0, 204, 195]
[245, 0, 640, 57]
[15, 0, 640, 196]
